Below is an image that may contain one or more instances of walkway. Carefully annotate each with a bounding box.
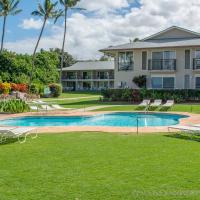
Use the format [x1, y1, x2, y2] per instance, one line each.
[74, 105, 118, 112]
[44, 96, 101, 102]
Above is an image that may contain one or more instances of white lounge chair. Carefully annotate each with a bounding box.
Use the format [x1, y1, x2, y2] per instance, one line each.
[150, 99, 162, 107]
[168, 125, 200, 133]
[0, 127, 37, 143]
[41, 105, 55, 111]
[162, 100, 174, 108]
[32, 100, 46, 104]
[30, 106, 39, 111]
[138, 99, 150, 107]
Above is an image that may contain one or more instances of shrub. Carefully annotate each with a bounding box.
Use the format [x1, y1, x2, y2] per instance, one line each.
[49, 83, 62, 97]
[133, 75, 146, 88]
[0, 99, 30, 113]
[101, 89, 200, 103]
[0, 82, 11, 94]
[17, 83, 28, 93]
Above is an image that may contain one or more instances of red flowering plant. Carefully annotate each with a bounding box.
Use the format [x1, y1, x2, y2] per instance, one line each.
[17, 84, 28, 93]
[11, 83, 18, 91]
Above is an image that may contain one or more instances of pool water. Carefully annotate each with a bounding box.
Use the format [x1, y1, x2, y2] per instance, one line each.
[0, 113, 188, 127]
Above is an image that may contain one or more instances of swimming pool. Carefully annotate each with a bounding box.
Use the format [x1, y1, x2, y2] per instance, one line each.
[0, 112, 188, 127]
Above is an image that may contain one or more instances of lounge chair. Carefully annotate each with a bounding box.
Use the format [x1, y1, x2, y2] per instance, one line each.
[41, 105, 55, 111]
[0, 127, 37, 143]
[51, 104, 70, 110]
[138, 99, 150, 107]
[30, 106, 39, 111]
[162, 100, 174, 108]
[168, 125, 200, 133]
[150, 99, 162, 107]
[32, 100, 46, 104]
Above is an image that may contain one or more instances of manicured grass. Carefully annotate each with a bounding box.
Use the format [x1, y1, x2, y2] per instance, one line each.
[42, 91, 101, 101]
[94, 104, 200, 113]
[40, 92, 200, 112]
[1, 132, 200, 200]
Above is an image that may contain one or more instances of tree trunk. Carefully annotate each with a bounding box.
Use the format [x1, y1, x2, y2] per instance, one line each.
[60, 8, 68, 84]
[1, 16, 7, 53]
[29, 18, 47, 92]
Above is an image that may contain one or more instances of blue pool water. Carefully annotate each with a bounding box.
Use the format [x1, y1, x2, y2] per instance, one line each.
[0, 113, 188, 127]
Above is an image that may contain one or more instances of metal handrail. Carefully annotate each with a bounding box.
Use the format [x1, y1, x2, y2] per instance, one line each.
[148, 59, 176, 70]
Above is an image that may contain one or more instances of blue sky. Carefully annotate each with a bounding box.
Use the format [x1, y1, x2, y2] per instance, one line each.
[2, 0, 140, 42]
[1, 0, 200, 59]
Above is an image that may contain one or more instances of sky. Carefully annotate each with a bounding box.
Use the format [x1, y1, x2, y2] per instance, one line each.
[2, 0, 200, 60]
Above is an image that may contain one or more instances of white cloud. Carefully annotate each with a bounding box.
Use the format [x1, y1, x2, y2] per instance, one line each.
[19, 18, 44, 30]
[77, 0, 129, 14]
[6, 0, 200, 59]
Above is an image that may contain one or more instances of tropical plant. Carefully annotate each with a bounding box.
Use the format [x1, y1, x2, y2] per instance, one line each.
[59, 0, 84, 83]
[50, 48, 76, 68]
[49, 83, 62, 97]
[0, 50, 60, 85]
[29, 0, 62, 89]
[133, 75, 147, 88]
[0, 0, 22, 52]
[0, 82, 10, 94]
[0, 99, 30, 113]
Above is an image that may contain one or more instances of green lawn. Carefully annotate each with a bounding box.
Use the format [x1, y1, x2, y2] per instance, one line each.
[40, 92, 200, 113]
[94, 104, 200, 113]
[42, 91, 101, 102]
[1, 132, 200, 200]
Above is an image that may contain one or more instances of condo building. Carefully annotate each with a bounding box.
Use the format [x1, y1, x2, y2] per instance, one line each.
[62, 61, 114, 91]
[101, 26, 200, 90]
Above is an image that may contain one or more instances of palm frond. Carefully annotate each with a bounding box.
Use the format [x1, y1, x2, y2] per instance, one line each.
[10, 0, 20, 11]
[0, 0, 21, 16]
[53, 9, 64, 24]
[31, 10, 43, 17]
[10, 8, 21, 15]
[38, 3, 45, 16]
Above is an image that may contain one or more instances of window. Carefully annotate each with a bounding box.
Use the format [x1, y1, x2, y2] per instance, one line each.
[195, 50, 200, 69]
[196, 50, 200, 58]
[142, 51, 147, 70]
[151, 51, 176, 70]
[163, 77, 175, 89]
[184, 75, 190, 89]
[118, 52, 133, 71]
[196, 77, 200, 89]
[151, 77, 175, 89]
[185, 50, 190, 69]
[151, 77, 162, 89]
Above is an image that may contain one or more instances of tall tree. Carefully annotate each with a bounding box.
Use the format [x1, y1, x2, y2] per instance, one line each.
[29, 0, 62, 89]
[50, 48, 76, 68]
[59, 0, 84, 83]
[0, 0, 22, 52]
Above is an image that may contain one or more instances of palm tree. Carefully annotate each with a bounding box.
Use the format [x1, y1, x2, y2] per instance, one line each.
[29, 0, 62, 89]
[59, 0, 84, 84]
[0, 0, 22, 52]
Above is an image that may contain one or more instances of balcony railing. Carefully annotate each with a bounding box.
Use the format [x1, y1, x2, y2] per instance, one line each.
[148, 59, 176, 71]
[118, 61, 133, 71]
[67, 76, 76, 80]
[193, 58, 200, 70]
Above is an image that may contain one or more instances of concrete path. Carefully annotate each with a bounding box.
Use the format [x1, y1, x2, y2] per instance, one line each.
[44, 96, 101, 102]
[74, 105, 122, 112]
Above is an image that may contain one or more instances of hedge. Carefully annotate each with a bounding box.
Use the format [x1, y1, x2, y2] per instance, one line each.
[101, 89, 200, 103]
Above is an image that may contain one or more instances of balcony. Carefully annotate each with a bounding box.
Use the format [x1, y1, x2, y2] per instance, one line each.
[193, 58, 200, 70]
[148, 59, 176, 71]
[118, 61, 133, 71]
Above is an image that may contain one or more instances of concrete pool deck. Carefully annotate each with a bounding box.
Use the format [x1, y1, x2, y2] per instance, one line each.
[0, 110, 199, 134]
